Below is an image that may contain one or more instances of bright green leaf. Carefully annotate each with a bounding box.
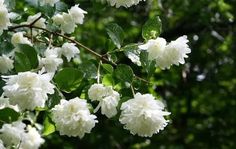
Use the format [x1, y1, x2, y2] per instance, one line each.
[43, 116, 55, 136]
[102, 74, 114, 86]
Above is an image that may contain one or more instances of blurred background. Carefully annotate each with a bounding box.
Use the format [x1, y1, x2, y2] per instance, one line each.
[8, 0, 236, 148]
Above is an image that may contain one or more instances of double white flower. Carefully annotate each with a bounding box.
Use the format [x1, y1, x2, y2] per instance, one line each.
[0, 0, 11, 35]
[119, 93, 170, 137]
[88, 83, 120, 118]
[52, 5, 87, 34]
[51, 97, 97, 138]
[0, 121, 44, 149]
[0, 55, 14, 74]
[139, 36, 191, 69]
[2, 71, 55, 110]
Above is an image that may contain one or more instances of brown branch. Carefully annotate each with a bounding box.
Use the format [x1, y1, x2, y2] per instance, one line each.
[8, 24, 149, 83]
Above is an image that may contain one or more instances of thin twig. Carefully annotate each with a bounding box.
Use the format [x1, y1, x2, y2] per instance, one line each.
[8, 24, 149, 83]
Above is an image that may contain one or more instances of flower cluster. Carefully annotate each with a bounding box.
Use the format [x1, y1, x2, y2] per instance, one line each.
[88, 83, 120, 118]
[39, 47, 63, 72]
[11, 32, 32, 47]
[119, 93, 170, 137]
[39, 42, 79, 72]
[52, 5, 87, 33]
[0, 55, 14, 74]
[107, 0, 145, 8]
[0, 121, 44, 149]
[2, 71, 55, 110]
[139, 36, 191, 69]
[51, 97, 97, 138]
[0, 0, 11, 35]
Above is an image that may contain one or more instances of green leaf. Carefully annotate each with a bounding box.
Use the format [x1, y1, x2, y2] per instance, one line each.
[54, 68, 84, 93]
[43, 115, 55, 136]
[106, 23, 124, 49]
[102, 64, 114, 73]
[114, 64, 134, 83]
[102, 74, 114, 86]
[17, 44, 39, 68]
[140, 51, 156, 77]
[122, 44, 141, 66]
[78, 61, 97, 79]
[14, 52, 32, 72]
[47, 89, 62, 109]
[0, 108, 20, 125]
[142, 16, 162, 40]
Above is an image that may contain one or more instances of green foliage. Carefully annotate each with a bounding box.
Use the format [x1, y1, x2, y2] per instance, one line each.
[0, 108, 20, 126]
[142, 16, 162, 40]
[106, 23, 125, 49]
[114, 64, 134, 85]
[54, 68, 84, 93]
[14, 44, 39, 72]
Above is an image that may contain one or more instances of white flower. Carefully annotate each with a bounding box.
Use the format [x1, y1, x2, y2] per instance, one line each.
[40, 48, 63, 72]
[53, 13, 76, 34]
[20, 126, 45, 149]
[61, 42, 80, 61]
[107, 0, 145, 8]
[0, 0, 11, 35]
[0, 96, 19, 111]
[2, 71, 55, 110]
[88, 84, 120, 118]
[60, 13, 77, 34]
[0, 121, 44, 149]
[68, 5, 87, 24]
[139, 37, 166, 61]
[119, 93, 170, 137]
[27, 13, 46, 29]
[88, 84, 107, 101]
[138, 35, 191, 69]
[11, 32, 32, 47]
[0, 139, 5, 149]
[51, 97, 97, 138]
[0, 55, 14, 73]
[0, 121, 26, 147]
[52, 5, 87, 34]
[164, 36, 191, 66]
[52, 14, 64, 25]
[40, 0, 59, 6]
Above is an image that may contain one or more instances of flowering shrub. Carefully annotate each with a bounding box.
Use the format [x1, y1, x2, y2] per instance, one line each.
[0, 0, 191, 148]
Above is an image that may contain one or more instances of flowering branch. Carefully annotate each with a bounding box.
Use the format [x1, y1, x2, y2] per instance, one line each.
[8, 24, 149, 83]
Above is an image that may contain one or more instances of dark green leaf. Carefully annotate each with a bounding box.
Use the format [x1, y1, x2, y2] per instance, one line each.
[106, 23, 124, 49]
[142, 16, 162, 40]
[78, 61, 97, 79]
[114, 64, 134, 83]
[54, 68, 84, 93]
[0, 108, 20, 125]
[102, 64, 114, 73]
[17, 44, 39, 68]
[14, 52, 32, 72]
